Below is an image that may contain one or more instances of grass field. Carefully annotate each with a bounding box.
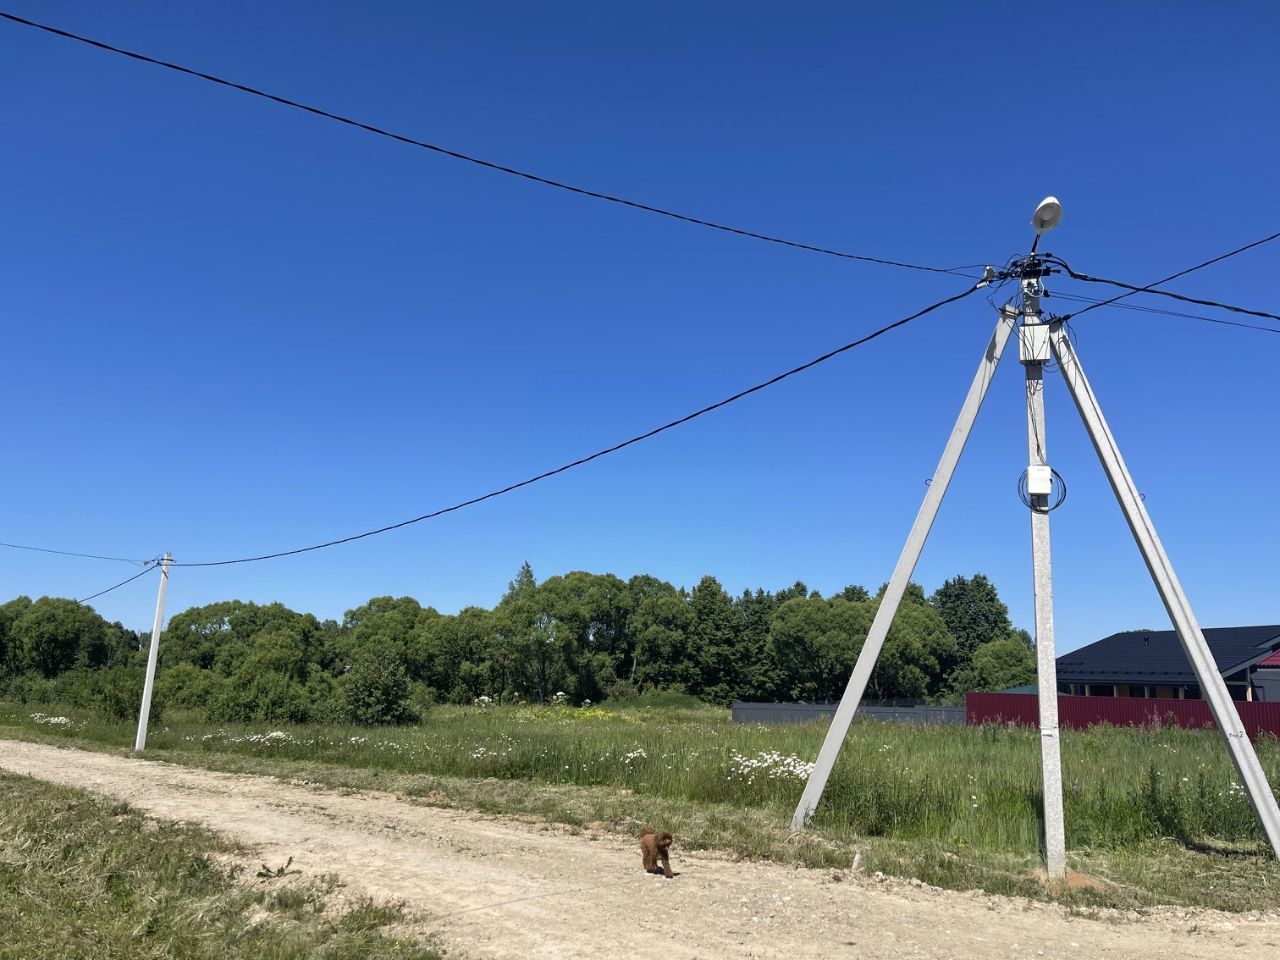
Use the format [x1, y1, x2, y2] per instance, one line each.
[0, 771, 441, 960]
[4, 698, 1279, 913]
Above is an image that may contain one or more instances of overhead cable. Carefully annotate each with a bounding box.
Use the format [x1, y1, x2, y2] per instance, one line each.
[1050, 292, 1280, 335]
[1048, 254, 1280, 325]
[0, 11, 978, 277]
[77, 561, 159, 605]
[171, 282, 984, 567]
[0, 540, 152, 565]
[1055, 230, 1280, 322]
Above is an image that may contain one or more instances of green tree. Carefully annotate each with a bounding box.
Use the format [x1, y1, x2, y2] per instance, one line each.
[628, 576, 695, 693]
[876, 581, 929, 605]
[689, 576, 742, 704]
[833, 584, 870, 603]
[0, 596, 33, 679]
[162, 601, 319, 675]
[766, 595, 847, 701]
[342, 640, 416, 725]
[867, 599, 957, 701]
[12, 598, 111, 677]
[929, 573, 1014, 661]
[948, 634, 1036, 696]
[500, 561, 537, 606]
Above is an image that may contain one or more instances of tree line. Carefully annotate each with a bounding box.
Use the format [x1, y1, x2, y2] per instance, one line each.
[0, 565, 1035, 724]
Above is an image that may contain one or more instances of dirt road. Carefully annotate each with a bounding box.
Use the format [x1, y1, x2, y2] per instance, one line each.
[1, 740, 1275, 959]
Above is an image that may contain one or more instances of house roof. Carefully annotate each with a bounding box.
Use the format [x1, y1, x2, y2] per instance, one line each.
[1056, 625, 1280, 685]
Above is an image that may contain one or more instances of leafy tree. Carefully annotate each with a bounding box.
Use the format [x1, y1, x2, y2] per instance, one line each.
[412, 607, 493, 701]
[766, 596, 857, 701]
[163, 601, 319, 674]
[342, 640, 416, 725]
[868, 600, 956, 701]
[629, 576, 695, 692]
[538, 572, 634, 700]
[929, 574, 1014, 661]
[0, 596, 33, 679]
[11, 598, 111, 677]
[949, 634, 1036, 696]
[833, 584, 870, 603]
[876, 581, 929, 605]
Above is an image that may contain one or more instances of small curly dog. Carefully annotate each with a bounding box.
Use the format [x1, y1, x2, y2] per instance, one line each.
[639, 826, 675, 878]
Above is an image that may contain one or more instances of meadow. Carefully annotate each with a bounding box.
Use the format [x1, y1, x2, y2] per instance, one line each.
[4, 696, 1279, 912]
[0, 772, 442, 960]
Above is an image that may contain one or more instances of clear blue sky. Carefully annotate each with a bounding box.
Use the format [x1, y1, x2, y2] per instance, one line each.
[1, 1, 1277, 652]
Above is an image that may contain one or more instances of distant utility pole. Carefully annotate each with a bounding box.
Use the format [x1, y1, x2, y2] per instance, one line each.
[134, 553, 172, 752]
[790, 198, 1280, 876]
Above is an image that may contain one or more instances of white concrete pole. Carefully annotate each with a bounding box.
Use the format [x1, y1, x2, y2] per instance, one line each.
[1019, 278, 1067, 878]
[134, 553, 172, 752]
[791, 306, 1018, 830]
[1050, 325, 1280, 857]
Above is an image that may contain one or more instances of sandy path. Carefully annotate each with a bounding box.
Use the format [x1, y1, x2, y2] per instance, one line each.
[1, 741, 1276, 959]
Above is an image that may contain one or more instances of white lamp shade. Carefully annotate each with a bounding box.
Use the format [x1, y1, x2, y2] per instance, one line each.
[1032, 196, 1063, 234]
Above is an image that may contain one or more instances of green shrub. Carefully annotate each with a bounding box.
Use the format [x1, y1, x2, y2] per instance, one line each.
[342, 646, 416, 726]
[208, 670, 312, 724]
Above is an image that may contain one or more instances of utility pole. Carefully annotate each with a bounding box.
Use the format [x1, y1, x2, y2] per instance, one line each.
[791, 196, 1280, 872]
[1019, 271, 1067, 878]
[134, 553, 171, 752]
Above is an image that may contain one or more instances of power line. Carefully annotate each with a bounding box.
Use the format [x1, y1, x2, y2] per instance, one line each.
[0, 540, 152, 565]
[0, 11, 978, 278]
[172, 282, 983, 567]
[1050, 291, 1280, 335]
[1048, 254, 1280, 325]
[77, 562, 159, 605]
[1052, 230, 1280, 322]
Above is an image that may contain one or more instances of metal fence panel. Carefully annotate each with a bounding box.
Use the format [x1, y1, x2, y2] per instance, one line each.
[965, 692, 1280, 740]
[731, 701, 964, 726]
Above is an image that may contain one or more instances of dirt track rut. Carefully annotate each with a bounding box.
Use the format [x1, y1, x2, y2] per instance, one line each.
[2, 740, 1277, 959]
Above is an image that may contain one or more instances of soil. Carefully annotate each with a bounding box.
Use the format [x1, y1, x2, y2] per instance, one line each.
[2, 740, 1277, 959]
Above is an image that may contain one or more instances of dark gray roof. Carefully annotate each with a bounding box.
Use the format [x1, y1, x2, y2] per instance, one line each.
[1056, 625, 1280, 685]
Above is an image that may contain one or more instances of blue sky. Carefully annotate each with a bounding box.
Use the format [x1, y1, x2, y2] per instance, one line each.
[1, 1, 1276, 651]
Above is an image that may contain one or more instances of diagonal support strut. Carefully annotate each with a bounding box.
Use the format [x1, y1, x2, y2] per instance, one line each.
[791, 306, 1018, 829]
[1049, 323, 1280, 857]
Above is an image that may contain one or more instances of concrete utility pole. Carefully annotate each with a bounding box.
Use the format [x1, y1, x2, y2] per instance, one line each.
[1019, 274, 1067, 878]
[134, 553, 172, 752]
[790, 196, 1280, 872]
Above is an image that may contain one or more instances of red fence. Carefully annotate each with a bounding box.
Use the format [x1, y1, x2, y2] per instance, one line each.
[965, 692, 1280, 740]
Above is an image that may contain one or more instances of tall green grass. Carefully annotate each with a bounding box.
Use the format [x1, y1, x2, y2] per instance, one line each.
[4, 700, 1274, 853]
[0, 771, 441, 960]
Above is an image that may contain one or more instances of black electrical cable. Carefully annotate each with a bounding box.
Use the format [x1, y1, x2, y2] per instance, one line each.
[1047, 255, 1280, 324]
[1050, 292, 1280, 335]
[0, 11, 979, 278]
[0, 540, 151, 565]
[77, 561, 159, 604]
[1050, 231, 1280, 322]
[171, 283, 983, 567]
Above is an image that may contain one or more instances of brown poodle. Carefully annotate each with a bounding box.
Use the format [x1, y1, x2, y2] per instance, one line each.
[639, 826, 674, 878]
